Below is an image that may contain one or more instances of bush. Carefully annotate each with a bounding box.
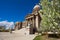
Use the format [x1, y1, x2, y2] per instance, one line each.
[33, 35, 42, 40]
[0, 29, 9, 32]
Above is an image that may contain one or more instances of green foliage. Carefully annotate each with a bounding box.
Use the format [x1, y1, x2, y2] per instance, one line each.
[40, 0, 60, 32]
[33, 35, 42, 40]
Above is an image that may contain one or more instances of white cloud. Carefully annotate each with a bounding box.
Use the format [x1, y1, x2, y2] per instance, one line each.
[0, 21, 15, 29]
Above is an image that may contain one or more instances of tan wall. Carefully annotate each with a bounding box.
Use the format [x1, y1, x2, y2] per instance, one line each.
[15, 22, 22, 30]
[22, 21, 27, 28]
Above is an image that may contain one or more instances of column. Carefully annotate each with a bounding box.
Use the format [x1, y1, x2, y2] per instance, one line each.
[32, 17, 35, 27]
[36, 15, 39, 30]
[29, 18, 33, 34]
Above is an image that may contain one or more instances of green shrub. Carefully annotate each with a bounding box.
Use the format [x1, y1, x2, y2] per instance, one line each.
[33, 35, 42, 40]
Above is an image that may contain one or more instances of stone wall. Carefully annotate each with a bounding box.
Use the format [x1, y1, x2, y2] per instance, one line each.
[15, 22, 22, 30]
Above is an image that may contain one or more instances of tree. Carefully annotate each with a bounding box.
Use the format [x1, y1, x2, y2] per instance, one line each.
[39, 0, 60, 32]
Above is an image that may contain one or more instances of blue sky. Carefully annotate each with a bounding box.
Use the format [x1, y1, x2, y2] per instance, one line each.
[0, 0, 39, 22]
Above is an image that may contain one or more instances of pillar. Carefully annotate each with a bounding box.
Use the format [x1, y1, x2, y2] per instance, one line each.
[32, 17, 37, 33]
[36, 15, 39, 31]
[29, 18, 33, 34]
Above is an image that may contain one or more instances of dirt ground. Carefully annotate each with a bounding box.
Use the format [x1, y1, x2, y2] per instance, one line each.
[41, 35, 60, 40]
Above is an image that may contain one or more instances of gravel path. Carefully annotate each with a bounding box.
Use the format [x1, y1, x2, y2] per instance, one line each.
[0, 28, 36, 40]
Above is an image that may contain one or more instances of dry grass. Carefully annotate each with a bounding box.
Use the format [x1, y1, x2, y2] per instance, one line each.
[33, 34, 60, 40]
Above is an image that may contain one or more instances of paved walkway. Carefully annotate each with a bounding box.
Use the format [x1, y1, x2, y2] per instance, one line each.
[0, 28, 36, 40]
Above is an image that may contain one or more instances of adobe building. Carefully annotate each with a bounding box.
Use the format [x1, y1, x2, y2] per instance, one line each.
[25, 5, 41, 34]
[14, 22, 22, 30]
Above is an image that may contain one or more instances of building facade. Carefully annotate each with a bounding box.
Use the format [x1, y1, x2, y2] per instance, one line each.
[25, 5, 41, 34]
[22, 21, 27, 28]
[14, 5, 41, 34]
[15, 22, 22, 30]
